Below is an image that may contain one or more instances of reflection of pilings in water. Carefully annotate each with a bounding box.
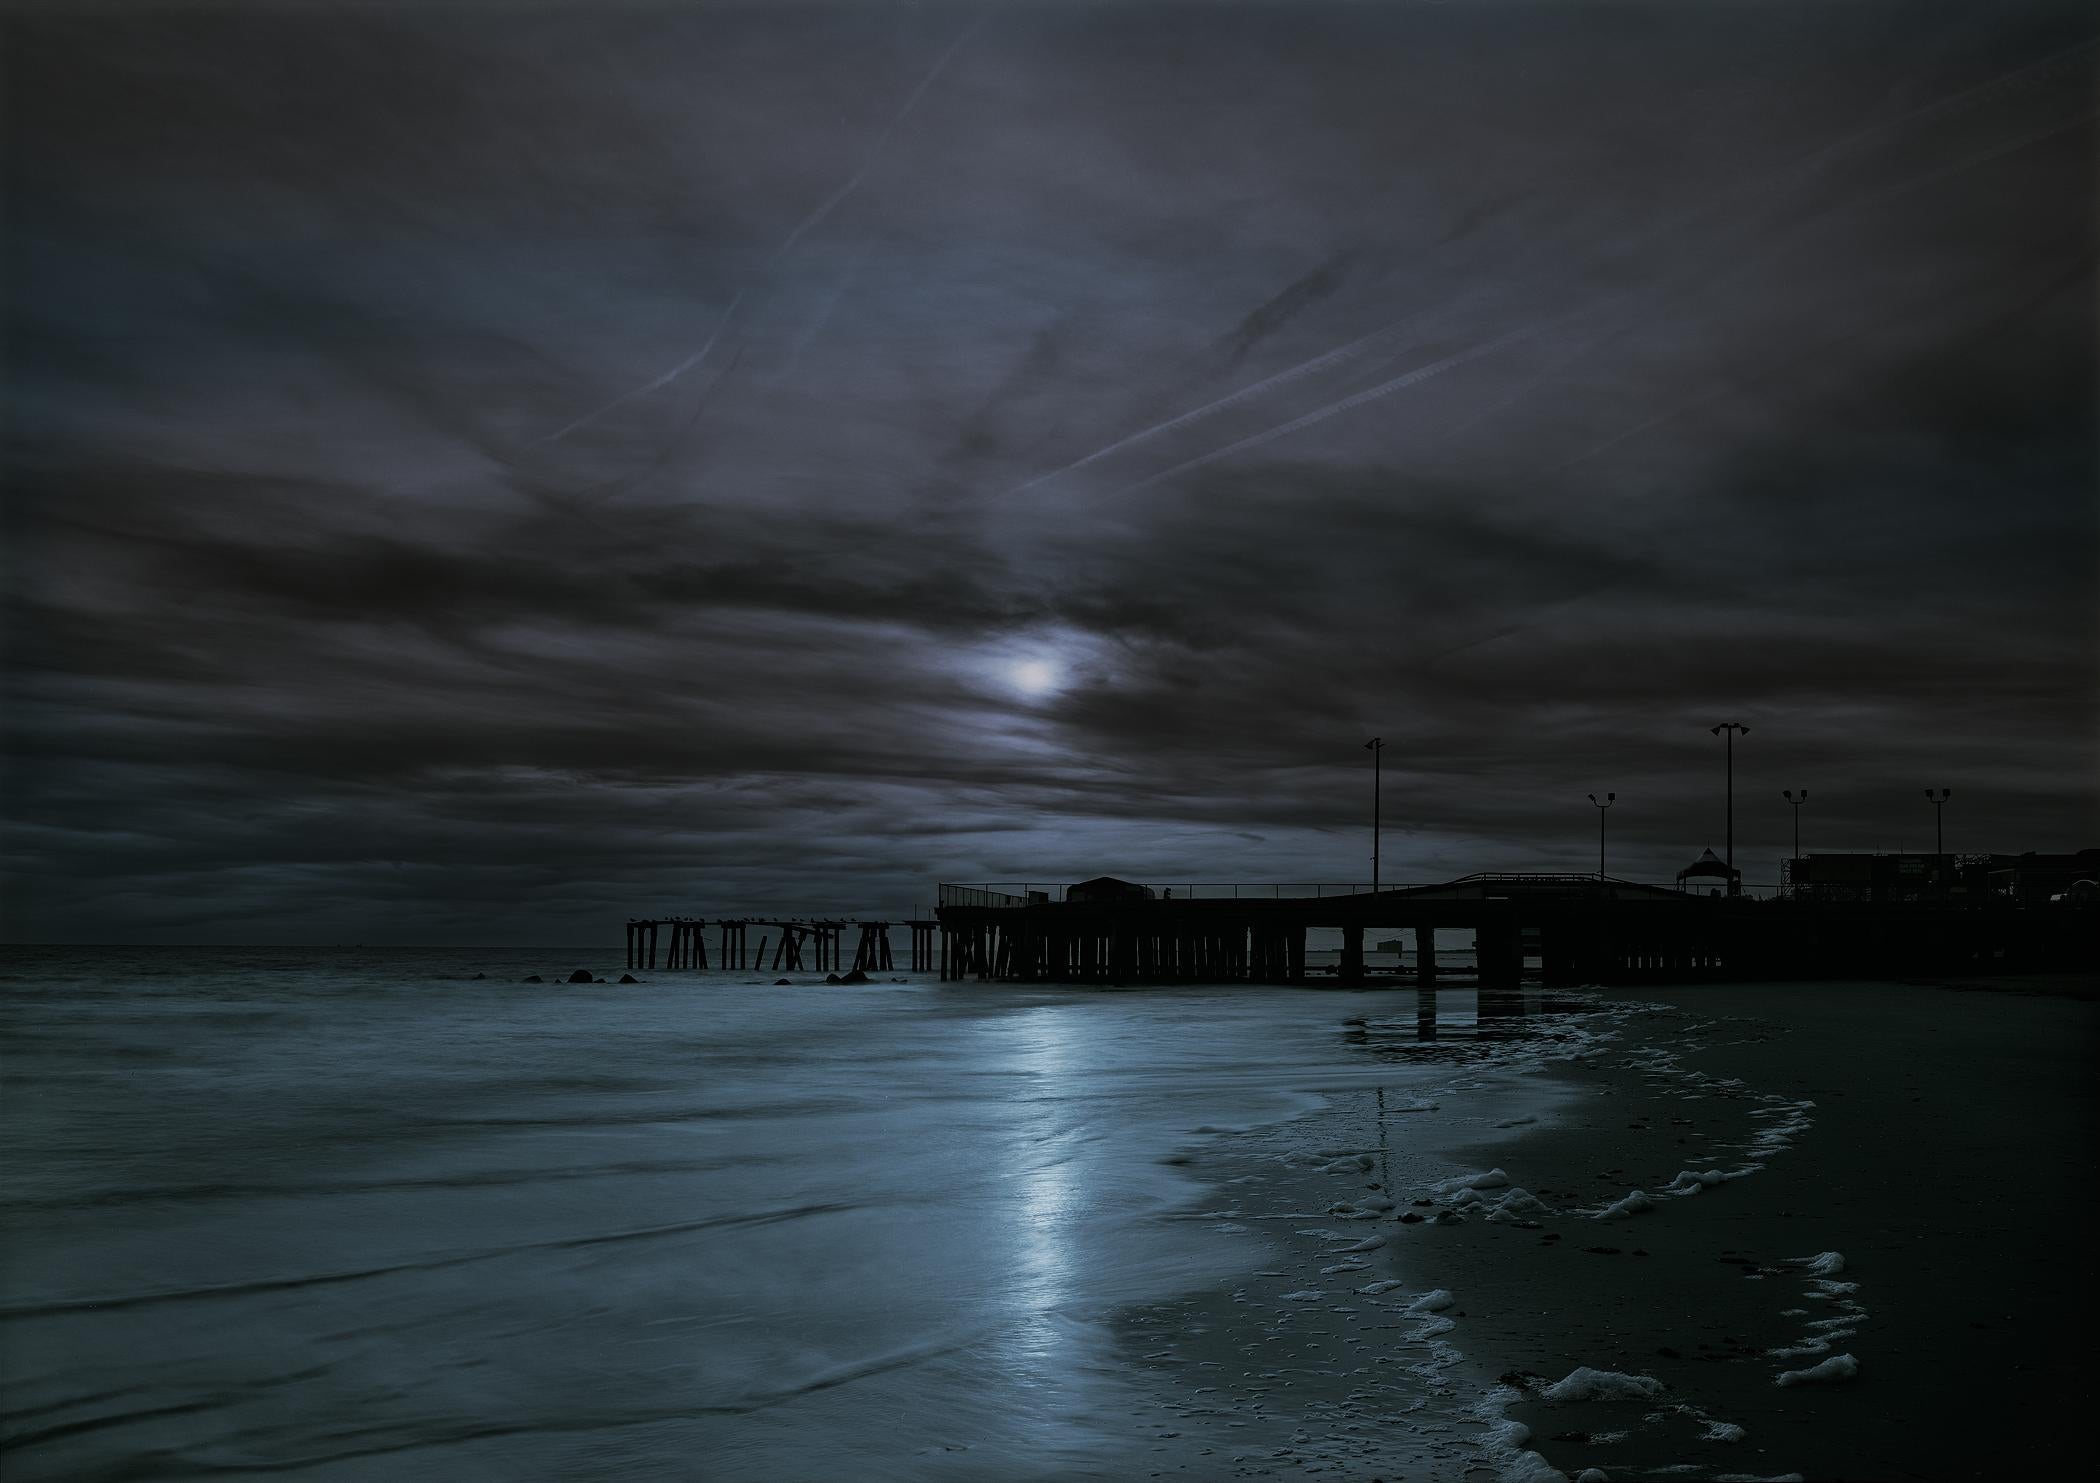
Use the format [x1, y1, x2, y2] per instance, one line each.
[1375, 1085, 1392, 1193]
[1475, 987, 1531, 1040]
[1415, 988, 1437, 1041]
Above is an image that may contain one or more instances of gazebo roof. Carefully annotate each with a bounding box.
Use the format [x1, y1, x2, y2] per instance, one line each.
[1676, 848, 1740, 881]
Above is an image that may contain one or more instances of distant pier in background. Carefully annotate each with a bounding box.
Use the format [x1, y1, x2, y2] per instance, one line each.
[623, 917, 934, 974]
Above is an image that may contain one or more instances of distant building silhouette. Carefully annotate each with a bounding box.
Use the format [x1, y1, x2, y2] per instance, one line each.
[1784, 849, 2100, 905]
[1983, 850, 2100, 905]
[1065, 875, 1156, 904]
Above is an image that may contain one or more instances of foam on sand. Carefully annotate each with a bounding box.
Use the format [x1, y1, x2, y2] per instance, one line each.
[1775, 1352, 1858, 1386]
[1435, 1167, 1512, 1194]
[1404, 1288, 1456, 1314]
[1664, 1168, 1733, 1194]
[1592, 1188, 1656, 1220]
[1471, 1384, 1569, 1483]
[1540, 1367, 1665, 1403]
[1792, 1251, 1845, 1276]
[1482, 1186, 1554, 1223]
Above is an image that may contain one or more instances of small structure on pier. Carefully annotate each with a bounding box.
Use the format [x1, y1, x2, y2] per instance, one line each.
[1066, 876, 1156, 904]
[1676, 849, 1741, 897]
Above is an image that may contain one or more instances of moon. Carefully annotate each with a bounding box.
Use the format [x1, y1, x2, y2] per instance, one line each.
[1012, 660, 1057, 695]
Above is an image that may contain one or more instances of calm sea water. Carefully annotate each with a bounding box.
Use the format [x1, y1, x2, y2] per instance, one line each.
[1, 946, 1553, 1481]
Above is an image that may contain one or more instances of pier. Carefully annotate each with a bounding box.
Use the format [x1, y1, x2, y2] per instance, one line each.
[931, 873, 2096, 986]
[623, 917, 936, 974]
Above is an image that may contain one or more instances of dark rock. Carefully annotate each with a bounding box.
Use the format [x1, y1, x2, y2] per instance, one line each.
[522, 975, 543, 983]
[1657, 1346, 1682, 1359]
[1398, 1212, 1424, 1224]
[471, 973, 486, 980]
[774, 978, 792, 985]
[1411, 1199, 1435, 1207]
[825, 973, 842, 984]
[1583, 1246, 1622, 1255]
[619, 974, 639, 984]
[839, 968, 870, 985]
[566, 968, 593, 984]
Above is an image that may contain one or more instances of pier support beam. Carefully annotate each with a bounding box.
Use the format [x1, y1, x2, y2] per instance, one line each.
[1414, 924, 1435, 987]
[1340, 924, 1364, 984]
[1478, 920, 1520, 988]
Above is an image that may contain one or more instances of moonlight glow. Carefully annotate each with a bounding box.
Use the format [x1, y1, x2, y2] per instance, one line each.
[1013, 660, 1058, 695]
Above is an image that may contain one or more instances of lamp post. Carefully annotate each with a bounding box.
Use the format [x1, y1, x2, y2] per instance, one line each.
[1365, 737, 1383, 893]
[1782, 789, 1807, 861]
[1710, 722, 1749, 895]
[1587, 792, 1615, 879]
[1924, 788, 1950, 856]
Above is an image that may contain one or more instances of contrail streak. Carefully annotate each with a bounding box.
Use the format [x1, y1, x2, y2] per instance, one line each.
[1111, 102, 2095, 499]
[766, 10, 984, 269]
[1007, 32, 2098, 497]
[769, 246, 868, 386]
[531, 292, 743, 446]
[532, 10, 981, 451]
[1003, 303, 1458, 496]
[1115, 315, 1588, 496]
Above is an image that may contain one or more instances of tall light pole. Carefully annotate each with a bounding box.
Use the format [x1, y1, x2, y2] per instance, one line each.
[1710, 722, 1749, 895]
[1587, 792, 1615, 879]
[1925, 788, 1950, 856]
[1365, 737, 1383, 893]
[1782, 789, 1807, 862]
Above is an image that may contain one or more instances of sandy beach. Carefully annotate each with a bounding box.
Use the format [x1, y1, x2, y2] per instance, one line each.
[1104, 976, 2099, 1482]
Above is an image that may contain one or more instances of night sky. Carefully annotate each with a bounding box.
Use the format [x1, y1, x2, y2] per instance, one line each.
[5, 1, 2095, 944]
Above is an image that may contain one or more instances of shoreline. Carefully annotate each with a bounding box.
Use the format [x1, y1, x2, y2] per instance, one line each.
[1087, 976, 2096, 1481]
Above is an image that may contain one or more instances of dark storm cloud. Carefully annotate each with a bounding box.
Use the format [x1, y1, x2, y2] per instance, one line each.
[3, 1, 2095, 943]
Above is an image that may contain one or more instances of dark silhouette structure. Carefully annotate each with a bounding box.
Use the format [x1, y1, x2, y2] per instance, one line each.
[1926, 787, 1953, 855]
[932, 867, 2094, 986]
[1366, 737, 1384, 893]
[623, 917, 932, 972]
[1676, 848, 1740, 895]
[1065, 876, 1157, 904]
[1709, 722, 1750, 893]
[1587, 791, 1615, 878]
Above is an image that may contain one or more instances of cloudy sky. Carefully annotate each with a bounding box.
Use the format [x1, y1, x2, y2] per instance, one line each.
[4, 0, 2095, 943]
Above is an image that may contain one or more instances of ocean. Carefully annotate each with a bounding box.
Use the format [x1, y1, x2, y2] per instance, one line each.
[1, 946, 1594, 1481]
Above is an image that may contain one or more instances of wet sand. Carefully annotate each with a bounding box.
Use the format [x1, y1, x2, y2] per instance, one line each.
[1443, 979, 2100, 1482]
[1100, 978, 2097, 1482]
